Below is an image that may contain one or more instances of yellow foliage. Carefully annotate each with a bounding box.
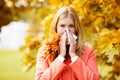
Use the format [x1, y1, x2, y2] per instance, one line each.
[27, 28, 35, 33]
[99, 28, 110, 35]
[93, 17, 104, 26]
[41, 14, 54, 36]
[40, 33, 60, 62]
[49, 0, 62, 9]
[17, 0, 120, 79]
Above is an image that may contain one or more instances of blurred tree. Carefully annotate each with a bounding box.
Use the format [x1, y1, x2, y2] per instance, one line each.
[0, 0, 12, 31]
[1, 0, 120, 80]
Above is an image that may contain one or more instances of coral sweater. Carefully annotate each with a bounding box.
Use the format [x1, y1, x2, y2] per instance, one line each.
[35, 44, 99, 80]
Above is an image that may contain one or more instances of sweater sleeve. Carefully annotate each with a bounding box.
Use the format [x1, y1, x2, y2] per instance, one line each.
[70, 48, 99, 80]
[35, 48, 66, 80]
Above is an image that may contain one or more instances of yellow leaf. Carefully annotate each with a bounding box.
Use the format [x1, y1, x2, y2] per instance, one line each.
[106, 47, 119, 62]
[70, 2, 81, 12]
[93, 17, 104, 26]
[49, 0, 61, 6]
[27, 28, 35, 33]
[99, 28, 110, 36]
[112, 29, 120, 44]
[82, 0, 98, 15]
[96, 36, 113, 53]
[99, 0, 104, 3]
[95, 26, 100, 33]
[64, 0, 73, 6]
[32, 0, 37, 3]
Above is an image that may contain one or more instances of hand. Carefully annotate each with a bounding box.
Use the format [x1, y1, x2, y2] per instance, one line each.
[68, 32, 77, 57]
[59, 32, 67, 57]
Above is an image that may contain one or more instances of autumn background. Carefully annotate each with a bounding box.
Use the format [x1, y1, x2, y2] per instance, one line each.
[0, 0, 120, 80]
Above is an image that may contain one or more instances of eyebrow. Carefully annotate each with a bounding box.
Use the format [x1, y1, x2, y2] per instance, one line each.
[59, 22, 74, 25]
[69, 24, 74, 26]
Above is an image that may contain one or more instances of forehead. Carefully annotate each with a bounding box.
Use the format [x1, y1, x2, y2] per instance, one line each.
[58, 17, 74, 24]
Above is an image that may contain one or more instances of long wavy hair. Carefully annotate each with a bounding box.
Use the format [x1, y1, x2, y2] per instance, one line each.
[50, 6, 83, 57]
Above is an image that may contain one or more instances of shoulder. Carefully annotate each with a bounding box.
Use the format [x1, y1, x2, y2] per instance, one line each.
[82, 42, 95, 57]
[84, 42, 92, 48]
[37, 47, 43, 57]
[37, 47, 46, 59]
[83, 42, 94, 51]
[81, 42, 96, 63]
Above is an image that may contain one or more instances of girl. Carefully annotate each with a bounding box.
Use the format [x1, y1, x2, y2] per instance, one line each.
[35, 6, 99, 80]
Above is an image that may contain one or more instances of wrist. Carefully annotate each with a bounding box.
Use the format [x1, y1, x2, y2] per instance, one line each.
[70, 53, 76, 58]
[57, 55, 65, 62]
[59, 53, 65, 57]
[71, 55, 78, 62]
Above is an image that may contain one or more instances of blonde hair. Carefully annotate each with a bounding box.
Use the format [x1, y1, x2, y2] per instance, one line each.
[50, 6, 83, 56]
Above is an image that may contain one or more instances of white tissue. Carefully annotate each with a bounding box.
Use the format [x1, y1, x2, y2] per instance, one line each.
[65, 28, 77, 44]
[72, 33, 78, 40]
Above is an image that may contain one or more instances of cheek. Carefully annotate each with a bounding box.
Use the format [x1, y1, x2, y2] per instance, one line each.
[57, 27, 64, 36]
[70, 28, 76, 34]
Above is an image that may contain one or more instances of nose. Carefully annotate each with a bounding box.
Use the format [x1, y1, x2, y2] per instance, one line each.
[65, 27, 70, 32]
[65, 28, 70, 37]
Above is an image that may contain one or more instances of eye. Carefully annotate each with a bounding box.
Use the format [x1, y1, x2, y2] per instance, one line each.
[60, 24, 65, 27]
[69, 24, 74, 28]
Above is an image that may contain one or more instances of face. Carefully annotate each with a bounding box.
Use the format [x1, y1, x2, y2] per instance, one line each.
[57, 17, 75, 37]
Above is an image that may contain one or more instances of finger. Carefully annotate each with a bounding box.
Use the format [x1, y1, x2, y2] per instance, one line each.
[69, 32, 74, 43]
[61, 31, 66, 38]
[60, 32, 67, 42]
[66, 29, 71, 43]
